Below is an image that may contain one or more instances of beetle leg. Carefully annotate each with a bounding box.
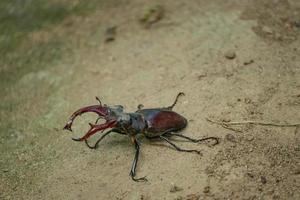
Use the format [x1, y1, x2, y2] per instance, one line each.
[166, 92, 185, 110]
[94, 117, 101, 124]
[95, 96, 102, 106]
[159, 135, 202, 155]
[85, 129, 126, 149]
[166, 133, 219, 146]
[130, 137, 148, 182]
[137, 104, 144, 110]
[84, 130, 113, 149]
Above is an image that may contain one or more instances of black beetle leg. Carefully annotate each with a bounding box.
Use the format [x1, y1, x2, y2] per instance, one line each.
[94, 117, 101, 124]
[166, 92, 185, 110]
[167, 133, 219, 146]
[159, 135, 202, 155]
[130, 138, 148, 182]
[84, 130, 114, 149]
[95, 96, 102, 106]
[137, 104, 144, 110]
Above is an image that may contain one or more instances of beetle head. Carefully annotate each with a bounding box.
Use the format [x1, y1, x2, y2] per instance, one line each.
[63, 97, 122, 141]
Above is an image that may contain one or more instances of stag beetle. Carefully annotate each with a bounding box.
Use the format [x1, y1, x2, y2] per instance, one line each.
[63, 93, 219, 182]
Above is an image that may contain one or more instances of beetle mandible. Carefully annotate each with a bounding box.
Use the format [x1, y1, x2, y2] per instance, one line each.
[63, 92, 219, 182]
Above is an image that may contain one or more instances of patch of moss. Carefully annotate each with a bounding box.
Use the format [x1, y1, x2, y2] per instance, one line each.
[0, 0, 109, 88]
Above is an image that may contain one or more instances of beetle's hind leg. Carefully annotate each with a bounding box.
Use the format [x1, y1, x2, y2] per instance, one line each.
[166, 133, 219, 146]
[130, 138, 148, 182]
[166, 92, 185, 110]
[160, 135, 202, 155]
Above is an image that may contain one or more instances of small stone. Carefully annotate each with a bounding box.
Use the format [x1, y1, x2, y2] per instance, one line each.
[262, 26, 273, 34]
[243, 59, 254, 65]
[197, 74, 207, 80]
[246, 135, 254, 141]
[185, 194, 200, 200]
[174, 196, 183, 200]
[293, 21, 300, 28]
[225, 134, 236, 142]
[246, 172, 254, 178]
[224, 50, 236, 59]
[170, 183, 183, 193]
[203, 186, 210, 193]
[104, 26, 117, 42]
[244, 98, 252, 104]
[139, 5, 164, 28]
[260, 176, 267, 184]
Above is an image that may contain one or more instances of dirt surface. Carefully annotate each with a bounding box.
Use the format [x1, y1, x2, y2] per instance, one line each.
[1, 0, 300, 199]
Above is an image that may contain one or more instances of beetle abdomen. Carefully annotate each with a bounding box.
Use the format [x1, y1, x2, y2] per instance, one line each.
[137, 109, 187, 135]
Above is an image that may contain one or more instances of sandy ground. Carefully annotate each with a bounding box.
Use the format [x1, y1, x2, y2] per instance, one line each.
[1, 0, 300, 199]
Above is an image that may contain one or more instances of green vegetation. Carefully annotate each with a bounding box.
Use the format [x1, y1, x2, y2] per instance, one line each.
[0, 0, 108, 88]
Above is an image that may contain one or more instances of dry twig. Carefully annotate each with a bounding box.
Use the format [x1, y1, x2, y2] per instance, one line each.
[206, 118, 300, 134]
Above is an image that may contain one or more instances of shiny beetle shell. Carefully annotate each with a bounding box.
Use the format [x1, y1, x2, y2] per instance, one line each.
[136, 108, 187, 137]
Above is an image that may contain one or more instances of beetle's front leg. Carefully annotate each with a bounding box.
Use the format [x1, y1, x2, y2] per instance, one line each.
[130, 137, 148, 182]
[84, 130, 113, 149]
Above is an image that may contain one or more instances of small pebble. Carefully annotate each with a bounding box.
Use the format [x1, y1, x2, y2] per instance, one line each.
[185, 193, 200, 200]
[293, 21, 300, 28]
[170, 183, 183, 193]
[225, 134, 236, 142]
[139, 5, 164, 28]
[203, 186, 210, 193]
[246, 172, 254, 178]
[244, 98, 252, 104]
[246, 135, 254, 141]
[261, 176, 267, 184]
[262, 26, 273, 34]
[224, 50, 236, 59]
[276, 179, 281, 183]
[104, 26, 117, 42]
[174, 196, 183, 200]
[244, 59, 254, 65]
[197, 74, 207, 80]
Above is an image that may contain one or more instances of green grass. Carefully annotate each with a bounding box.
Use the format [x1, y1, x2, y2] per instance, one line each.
[0, 0, 109, 89]
[0, 0, 69, 52]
